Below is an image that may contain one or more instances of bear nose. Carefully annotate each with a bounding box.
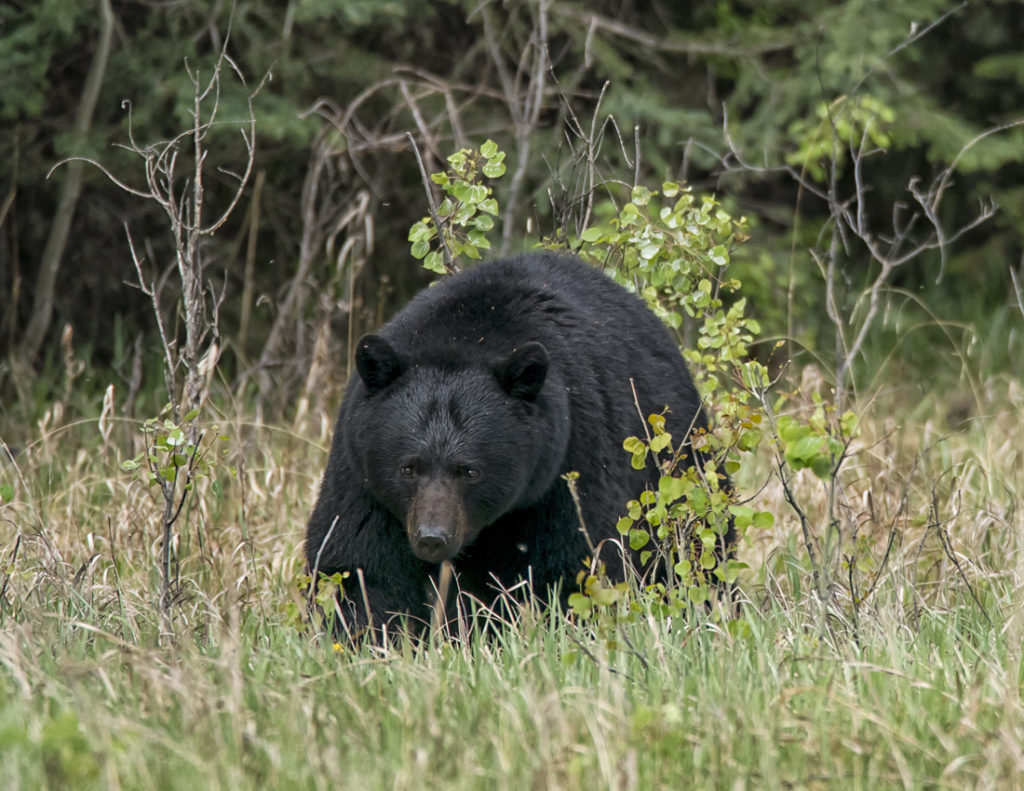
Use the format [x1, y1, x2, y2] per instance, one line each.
[413, 525, 450, 560]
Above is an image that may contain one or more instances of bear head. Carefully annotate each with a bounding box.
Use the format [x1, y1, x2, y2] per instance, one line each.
[348, 334, 569, 564]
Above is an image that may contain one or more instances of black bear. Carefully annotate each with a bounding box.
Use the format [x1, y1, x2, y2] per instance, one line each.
[306, 251, 730, 635]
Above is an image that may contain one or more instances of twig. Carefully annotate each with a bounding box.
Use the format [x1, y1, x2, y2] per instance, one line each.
[405, 131, 454, 272]
[356, 567, 375, 634]
[1011, 260, 1024, 318]
[616, 623, 650, 672]
[858, 457, 918, 606]
[398, 80, 441, 162]
[928, 485, 992, 626]
[759, 396, 824, 598]
[563, 473, 596, 556]
[308, 515, 340, 609]
[556, 4, 795, 58]
[564, 630, 633, 681]
[0, 534, 21, 622]
[125, 224, 177, 410]
[430, 560, 455, 635]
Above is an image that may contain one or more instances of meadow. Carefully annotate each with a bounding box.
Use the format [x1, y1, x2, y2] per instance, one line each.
[4, 3, 1023, 787]
[1, 369, 1021, 790]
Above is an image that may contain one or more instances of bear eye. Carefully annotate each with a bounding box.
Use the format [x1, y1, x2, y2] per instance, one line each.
[400, 464, 416, 478]
[459, 466, 479, 480]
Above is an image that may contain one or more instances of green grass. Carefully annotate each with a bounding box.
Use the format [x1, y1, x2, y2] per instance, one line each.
[1, 586, 1020, 789]
[1, 381, 1022, 790]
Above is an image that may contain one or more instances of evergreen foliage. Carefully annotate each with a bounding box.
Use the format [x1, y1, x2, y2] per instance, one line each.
[1, 0, 1021, 414]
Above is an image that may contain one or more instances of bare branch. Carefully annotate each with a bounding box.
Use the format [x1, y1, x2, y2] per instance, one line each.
[47, 156, 151, 200]
[1011, 259, 1024, 318]
[199, 53, 261, 235]
[480, 0, 551, 253]
[124, 223, 177, 409]
[556, 4, 796, 58]
[406, 131, 455, 272]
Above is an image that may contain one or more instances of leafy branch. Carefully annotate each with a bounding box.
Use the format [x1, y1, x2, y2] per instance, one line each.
[408, 140, 506, 273]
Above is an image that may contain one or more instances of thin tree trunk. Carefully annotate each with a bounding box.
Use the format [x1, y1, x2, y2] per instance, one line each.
[19, 0, 114, 365]
[238, 169, 266, 344]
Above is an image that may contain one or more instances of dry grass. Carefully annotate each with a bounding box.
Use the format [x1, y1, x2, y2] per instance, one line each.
[0, 370, 1021, 789]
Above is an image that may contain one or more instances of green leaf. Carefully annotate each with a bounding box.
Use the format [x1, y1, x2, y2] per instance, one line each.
[649, 432, 672, 453]
[631, 185, 652, 206]
[726, 616, 752, 638]
[408, 221, 433, 242]
[777, 417, 810, 443]
[658, 474, 690, 503]
[593, 586, 621, 607]
[410, 239, 430, 259]
[0, 483, 14, 502]
[729, 504, 754, 530]
[424, 250, 446, 274]
[466, 230, 491, 249]
[738, 428, 762, 452]
[629, 528, 650, 551]
[640, 242, 661, 260]
[810, 454, 833, 480]
[787, 435, 824, 464]
[452, 182, 474, 203]
[622, 436, 645, 454]
[567, 592, 592, 617]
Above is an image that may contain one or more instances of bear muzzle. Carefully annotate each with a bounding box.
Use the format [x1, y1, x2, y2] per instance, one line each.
[411, 524, 454, 563]
[406, 479, 470, 563]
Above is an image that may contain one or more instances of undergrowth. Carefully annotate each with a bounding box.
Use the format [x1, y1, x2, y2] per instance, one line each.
[1, 138, 1021, 787]
[0, 378, 1021, 789]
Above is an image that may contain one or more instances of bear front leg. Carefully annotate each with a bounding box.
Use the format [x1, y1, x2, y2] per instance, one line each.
[322, 572, 432, 643]
[306, 508, 434, 643]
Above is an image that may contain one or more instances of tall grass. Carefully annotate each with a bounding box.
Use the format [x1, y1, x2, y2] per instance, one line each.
[0, 375, 1021, 789]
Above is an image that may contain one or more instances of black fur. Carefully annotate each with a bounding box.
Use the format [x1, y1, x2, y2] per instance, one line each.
[306, 252, 730, 635]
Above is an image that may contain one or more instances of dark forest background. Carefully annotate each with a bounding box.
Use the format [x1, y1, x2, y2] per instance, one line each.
[2, 0, 1022, 430]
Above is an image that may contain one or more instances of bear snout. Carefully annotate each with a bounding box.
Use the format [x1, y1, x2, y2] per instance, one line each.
[411, 524, 452, 563]
[406, 479, 470, 563]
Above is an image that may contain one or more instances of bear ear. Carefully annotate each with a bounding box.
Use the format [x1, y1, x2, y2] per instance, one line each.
[356, 334, 405, 394]
[495, 342, 549, 402]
